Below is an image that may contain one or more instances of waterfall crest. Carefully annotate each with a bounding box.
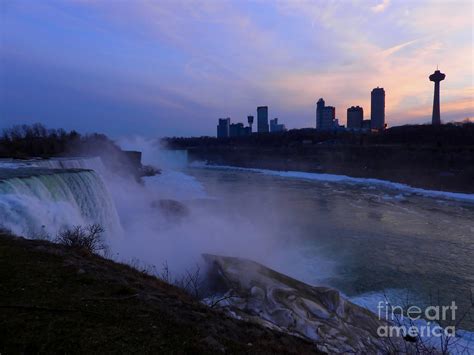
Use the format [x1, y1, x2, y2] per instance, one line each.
[0, 167, 122, 240]
[33, 157, 108, 176]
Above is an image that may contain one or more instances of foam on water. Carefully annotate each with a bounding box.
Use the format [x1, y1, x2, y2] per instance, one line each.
[191, 162, 474, 203]
[143, 170, 207, 201]
[118, 136, 188, 170]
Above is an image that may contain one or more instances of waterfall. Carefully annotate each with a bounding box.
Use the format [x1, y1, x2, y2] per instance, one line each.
[31, 157, 108, 176]
[0, 168, 122, 240]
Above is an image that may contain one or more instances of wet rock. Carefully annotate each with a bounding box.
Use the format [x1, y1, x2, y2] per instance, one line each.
[203, 254, 410, 354]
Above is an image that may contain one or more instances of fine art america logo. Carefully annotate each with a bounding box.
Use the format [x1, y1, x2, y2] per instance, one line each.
[377, 301, 458, 338]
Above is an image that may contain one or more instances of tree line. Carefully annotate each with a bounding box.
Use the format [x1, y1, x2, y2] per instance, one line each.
[164, 122, 474, 149]
[0, 123, 121, 158]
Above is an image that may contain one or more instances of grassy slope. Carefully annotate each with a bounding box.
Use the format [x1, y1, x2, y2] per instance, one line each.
[0, 234, 321, 354]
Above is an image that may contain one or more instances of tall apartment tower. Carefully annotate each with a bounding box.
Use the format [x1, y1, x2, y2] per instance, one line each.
[257, 106, 269, 133]
[371, 87, 385, 130]
[316, 98, 325, 129]
[347, 106, 364, 129]
[316, 98, 335, 130]
[217, 118, 230, 138]
[429, 69, 446, 125]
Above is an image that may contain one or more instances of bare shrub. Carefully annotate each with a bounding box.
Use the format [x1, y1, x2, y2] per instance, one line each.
[380, 289, 474, 354]
[121, 258, 205, 300]
[174, 265, 202, 299]
[56, 224, 107, 254]
[140, 260, 203, 299]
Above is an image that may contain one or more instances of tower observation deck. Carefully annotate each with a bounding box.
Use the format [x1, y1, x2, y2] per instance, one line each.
[429, 69, 446, 125]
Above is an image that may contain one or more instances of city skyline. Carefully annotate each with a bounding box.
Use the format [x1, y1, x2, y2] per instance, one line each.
[1, 0, 473, 137]
[218, 84, 381, 137]
[217, 76, 455, 136]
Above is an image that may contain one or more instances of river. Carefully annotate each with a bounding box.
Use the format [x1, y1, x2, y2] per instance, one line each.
[186, 164, 474, 332]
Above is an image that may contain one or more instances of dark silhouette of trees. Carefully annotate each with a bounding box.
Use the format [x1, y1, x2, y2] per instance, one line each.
[164, 122, 474, 149]
[0, 123, 123, 159]
[0, 123, 154, 180]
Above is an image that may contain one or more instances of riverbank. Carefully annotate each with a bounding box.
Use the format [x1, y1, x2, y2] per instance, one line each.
[191, 162, 474, 203]
[183, 144, 474, 194]
[0, 233, 319, 353]
[165, 124, 474, 194]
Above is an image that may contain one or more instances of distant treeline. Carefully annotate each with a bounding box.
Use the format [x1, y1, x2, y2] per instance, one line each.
[164, 122, 474, 149]
[0, 123, 152, 178]
[0, 123, 123, 159]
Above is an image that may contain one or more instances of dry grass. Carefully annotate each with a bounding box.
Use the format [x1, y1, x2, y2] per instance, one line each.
[0, 233, 320, 354]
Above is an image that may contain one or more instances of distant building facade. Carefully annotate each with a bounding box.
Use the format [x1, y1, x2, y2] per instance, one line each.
[247, 116, 254, 133]
[347, 106, 364, 130]
[229, 123, 247, 137]
[270, 118, 286, 132]
[217, 118, 230, 138]
[371, 87, 385, 130]
[362, 119, 371, 130]
[257, 106, 269, 133]
[322, 107, 336, 130]
[217, 117, 252, 138]
[316, 98, 336, 130]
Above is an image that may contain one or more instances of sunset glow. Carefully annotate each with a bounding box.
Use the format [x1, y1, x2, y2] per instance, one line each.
[1, 0, 472, 136]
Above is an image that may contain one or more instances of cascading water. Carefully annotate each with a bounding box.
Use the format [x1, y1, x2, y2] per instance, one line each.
[33, 157, 108, 176]
[0, 163, 122, 240]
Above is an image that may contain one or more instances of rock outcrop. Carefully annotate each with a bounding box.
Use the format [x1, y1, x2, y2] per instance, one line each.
[203, 254, 410, 354]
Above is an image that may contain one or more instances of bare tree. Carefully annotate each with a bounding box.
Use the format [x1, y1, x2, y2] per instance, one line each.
[55, 224, 107, 254]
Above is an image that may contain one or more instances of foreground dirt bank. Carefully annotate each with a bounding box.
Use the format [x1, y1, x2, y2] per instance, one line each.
[0, 234, 320, 354]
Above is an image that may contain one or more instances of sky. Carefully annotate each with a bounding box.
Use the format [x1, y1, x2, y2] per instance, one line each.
[1, 0, 473, 137]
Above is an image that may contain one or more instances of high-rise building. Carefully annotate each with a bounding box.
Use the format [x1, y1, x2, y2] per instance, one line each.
[316, 98, 335, 130]
[316, 98, 325, 129]
[257, 106, 269, 133]
[321, 106, 336, 130]
[217, 117, 253, 137]
[429, 69, 446, 125]
[347, 106, 364, 129]
[371, 87, 385, 130]
[217, 118, 230, 138]
[270, 118, 286, 132]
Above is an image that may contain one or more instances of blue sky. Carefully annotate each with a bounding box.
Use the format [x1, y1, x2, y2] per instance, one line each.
[1, 0, 472, 137]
